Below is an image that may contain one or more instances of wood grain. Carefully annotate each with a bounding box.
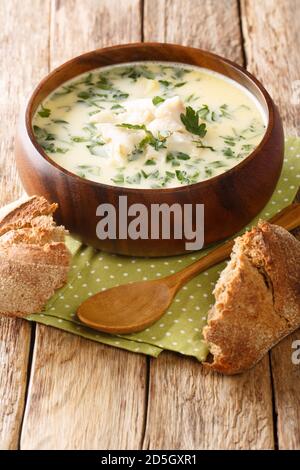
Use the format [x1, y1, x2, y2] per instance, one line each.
[0, 0, 51, 449]
[21, 326, 146, 449]
[143, 353, 274, 449]
[50, 0, 142, 69]
[241, 0, 300, 135]
[241, 0, 300, 449]
[0, 318, 31, 450]
[144, 0, 243, 64]
[270, 332, 300, 450]
[0, 0, 50, 203]
[20, 0, 147, 450]
[143, 0, 274, 450]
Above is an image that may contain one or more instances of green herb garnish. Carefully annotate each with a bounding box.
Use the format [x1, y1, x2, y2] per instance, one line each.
[193, 140, 215, 152]
[77, 90, 93, 100]
[111, 104, 124, 110]
[175, 170, 188, 183]
[111, 174, 125, 184]
[128, 147, 143, 162]
[122, 66, 155, 81]
[152, 96, 165, 106]
[71, 136, 89, 143]
[173, 68, 188, 79]
[241, 144, 254, 152]
[205, 168, 213, 177]
[53, 85, 75, 97]
[95, 76, 112, 90]
[159, 80, 171, 87]
[52, 119, 68, 124]
[166, 152, 191, 168]
[38, 105, 51, 118]
[219, 104, 232, 119]
[89, 109, 102, 116]
[112, 91, 129, 100]
[83, 73, 93, 84]
[117, 123, 146, 131]
[180, 106, 207, 138]
[197, 104, 210, 121]
[76, 165, 101, 177]
[210, 161, 226, 168]
[41, 142, 69, 154]
[145, 159, 157, 166]
[175, 152, 190, 160]
[33, 125, 49, 140]
[118, 124, 167, 158]
[222, 147, 235, 158]
[87, 142, 105, 156]
[165, 171, 175, 179]
[126, 173, 142, 185]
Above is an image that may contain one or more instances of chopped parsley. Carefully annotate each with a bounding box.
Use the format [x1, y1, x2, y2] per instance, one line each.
[152, 96, 165, 106]
[33, 63, 264, 189]
[145, 158, 157, 166]
[180, 106, 207, 138]
[38, 104, 51, 118]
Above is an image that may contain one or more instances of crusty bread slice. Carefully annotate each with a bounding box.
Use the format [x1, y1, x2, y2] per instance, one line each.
[0, 196, 71, 318]
[202, 221, 300, 375]
[0, 224, 66, 245]
[0, 195, 57, 236]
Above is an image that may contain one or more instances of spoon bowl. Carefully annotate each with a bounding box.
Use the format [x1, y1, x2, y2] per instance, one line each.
[77, 280, 174, 334]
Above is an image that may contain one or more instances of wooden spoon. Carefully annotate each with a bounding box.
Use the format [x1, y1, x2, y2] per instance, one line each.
[77, 203, 300, 334]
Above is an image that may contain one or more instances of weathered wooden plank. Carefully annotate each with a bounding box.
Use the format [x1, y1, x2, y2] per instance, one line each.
[241, 0, 300, 135]
[270, 332, 300, 450]
[20, 0, 147, 450]
[0, 318, 31, 450]
[49, 0, 142, 69]
[241, 0, 300, 449]
[143, 353, 274, 450]
[143, 0, 275, 450]
[21, 326, 146, 449]
[144, 0, 243, 64]
[0, 0, 51, 449]
[0, 0, 50, 203]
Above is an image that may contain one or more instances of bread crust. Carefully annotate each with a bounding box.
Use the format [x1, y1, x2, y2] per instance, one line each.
[202, 221, 300, 375]
[0, 196, 71, 317]
[0, 196, 57, 236]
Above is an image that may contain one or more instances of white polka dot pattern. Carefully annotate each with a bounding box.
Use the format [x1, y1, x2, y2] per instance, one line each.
[26, 138, 300, 362]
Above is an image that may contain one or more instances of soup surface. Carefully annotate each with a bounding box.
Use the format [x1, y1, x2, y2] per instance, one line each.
[32, 62, 267, 188]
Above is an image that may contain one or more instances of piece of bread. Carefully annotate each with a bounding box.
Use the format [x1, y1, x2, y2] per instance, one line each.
[0, 196, 71, 318]
[202, 221, 300, 375]
[0, 196, 57, 235]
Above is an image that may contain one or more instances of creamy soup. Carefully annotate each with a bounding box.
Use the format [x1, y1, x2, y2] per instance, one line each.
[32, 62, 267, 188]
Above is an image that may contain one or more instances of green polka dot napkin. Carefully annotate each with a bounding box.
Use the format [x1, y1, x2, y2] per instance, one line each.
[27, 137, 300, 361]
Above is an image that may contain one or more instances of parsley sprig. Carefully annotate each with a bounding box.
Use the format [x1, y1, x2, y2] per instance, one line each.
[117, 123, 167, 160]
[180, 106, 207, 138]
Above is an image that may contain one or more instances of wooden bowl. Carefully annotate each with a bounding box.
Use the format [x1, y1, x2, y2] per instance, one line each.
[15, 43, 284, 256]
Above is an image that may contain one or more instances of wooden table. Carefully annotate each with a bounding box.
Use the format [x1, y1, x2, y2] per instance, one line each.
[0, 0, 299, 450]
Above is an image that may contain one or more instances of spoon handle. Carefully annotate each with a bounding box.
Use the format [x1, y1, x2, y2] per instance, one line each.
[166, 202, 300, 290]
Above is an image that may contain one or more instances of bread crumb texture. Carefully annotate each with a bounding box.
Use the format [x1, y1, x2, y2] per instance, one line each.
[0, 196, 71, 317]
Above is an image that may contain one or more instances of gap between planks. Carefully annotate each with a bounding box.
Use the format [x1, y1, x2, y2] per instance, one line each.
[20, 0, 149, 450]
[241, 0, 300, 449]
[0, 0, 52, 450]
[141, 0, 275, 450]
[22, 0, 276, 450]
